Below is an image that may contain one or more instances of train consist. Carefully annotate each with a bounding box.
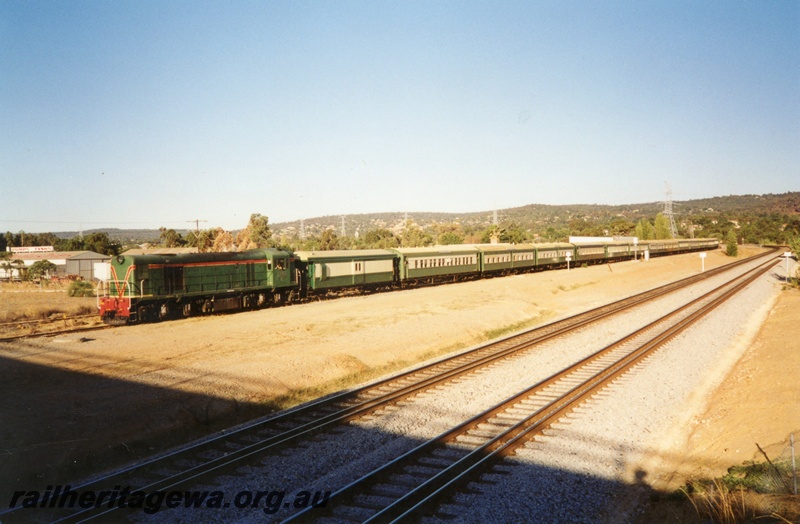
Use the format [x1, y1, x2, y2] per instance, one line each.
[98, 238, 719, 324]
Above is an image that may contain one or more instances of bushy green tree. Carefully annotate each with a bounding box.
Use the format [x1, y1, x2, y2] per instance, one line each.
[725, 229, 738, 257]
[364, 228, 399, 248]
[654, 213, 673, 239]
[635, 219, 655, 240]
[242, 213, 273, 248]
[437, 231, 464, 245]
[159, 227, 186, 248]
[26, 260, 57, 281]
[66, 232, 121, 256]
[401, 221, 433, 247]
[196, 229, 215, 252]
[319, 229, 340, 250]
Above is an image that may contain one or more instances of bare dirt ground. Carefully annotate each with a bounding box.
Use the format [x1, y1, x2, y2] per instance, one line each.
[1, 248, 796, 518]
[633, 271, 800, 522]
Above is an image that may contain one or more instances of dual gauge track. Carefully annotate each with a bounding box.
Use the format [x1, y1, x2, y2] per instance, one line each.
[2, 249, 779, 523]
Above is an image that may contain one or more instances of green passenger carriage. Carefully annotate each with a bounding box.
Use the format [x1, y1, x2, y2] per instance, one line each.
[533, 243, 576, 267]
[294, 249, 396, 292]
[391, 246, 480, 282]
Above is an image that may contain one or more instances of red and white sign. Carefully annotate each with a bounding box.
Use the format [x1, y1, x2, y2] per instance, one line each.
[9, 246, 55, 253]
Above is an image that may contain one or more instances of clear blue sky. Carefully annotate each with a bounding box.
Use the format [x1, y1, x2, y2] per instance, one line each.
[1, 1, 798, 232]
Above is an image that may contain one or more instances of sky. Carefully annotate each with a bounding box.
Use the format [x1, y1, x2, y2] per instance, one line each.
[1, 1, 798, 233]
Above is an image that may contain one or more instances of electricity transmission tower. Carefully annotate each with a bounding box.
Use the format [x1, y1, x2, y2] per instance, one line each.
[663, 182, 678, 238]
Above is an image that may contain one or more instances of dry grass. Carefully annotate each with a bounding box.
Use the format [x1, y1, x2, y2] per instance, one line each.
[682, 479, 799, 523]
[0, 282, 97, 322]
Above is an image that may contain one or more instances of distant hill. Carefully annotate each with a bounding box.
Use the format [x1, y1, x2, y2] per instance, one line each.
[271, 191, 800, 237]
[36, 191, 800, 243]
[50, 229, 191, 243]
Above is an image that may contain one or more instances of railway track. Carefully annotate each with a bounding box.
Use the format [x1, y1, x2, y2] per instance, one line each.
[285, 256, 779, 522]
[0, 250, 778, 523]
[0, 315, 108, 341]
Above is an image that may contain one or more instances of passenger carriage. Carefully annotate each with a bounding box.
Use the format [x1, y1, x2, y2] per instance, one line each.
[293, 249, 396, 292]
[532, 243, 575, 268]
[391, 246, 480, 283]
[477, 244, 538, 273]
[604, 241, 634, 260]
[574, 242, 608, 264]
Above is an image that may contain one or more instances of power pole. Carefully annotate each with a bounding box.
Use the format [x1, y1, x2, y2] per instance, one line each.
[299, 219, 306, 240]
[187, 219, 207, 235]
[340, 216, 346, 237]
[663, 182, 678, 238]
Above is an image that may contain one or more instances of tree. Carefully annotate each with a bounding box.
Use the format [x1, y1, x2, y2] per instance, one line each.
[195, 229, 219, 253]
[67, 232, 121, 256]
[607, 217, 635, 236]
[653, 213, 673, 239]
[501, 222, 528, 244]
[184, 230, 198, 248]
[364, 229, 399, 248]
[26, 260, 57, 281]
[319, 229, 340, 250]
[787, 236, 800, 260]
[401, 221, 432, 247]
[236, 213, 273, 250]
[725, 229, 738, 257]
[1, 258, 24, 280]
[211, 228, 236, 252]
[437, 231, 464, 245]
[635, 218, 655, 240]
[159, 227, 186, 248]
[480, 225, 502, 244]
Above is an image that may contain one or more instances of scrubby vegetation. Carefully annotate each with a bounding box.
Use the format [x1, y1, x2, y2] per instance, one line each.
[67, 281, 94, 297]
[679, 458, 799, 523]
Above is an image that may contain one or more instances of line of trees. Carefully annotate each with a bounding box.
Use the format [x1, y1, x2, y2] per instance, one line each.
[4, 208, 800, 258]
